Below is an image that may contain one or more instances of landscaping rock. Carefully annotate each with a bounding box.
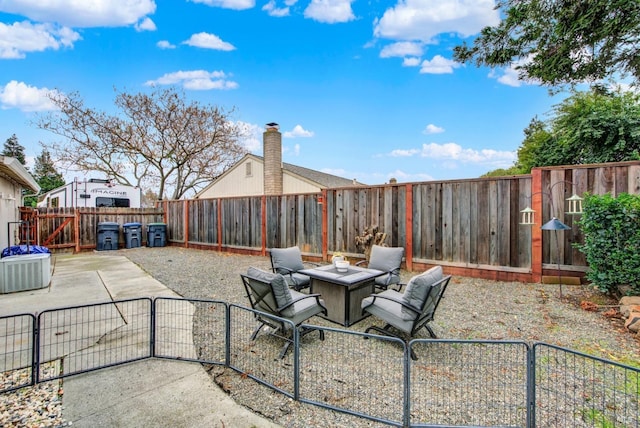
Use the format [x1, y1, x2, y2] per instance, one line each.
[624, 305, 640, 333]
[619, 296, 640, 317]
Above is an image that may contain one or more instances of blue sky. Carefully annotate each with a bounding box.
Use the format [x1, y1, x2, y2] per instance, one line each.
[0, 0, 567, 187]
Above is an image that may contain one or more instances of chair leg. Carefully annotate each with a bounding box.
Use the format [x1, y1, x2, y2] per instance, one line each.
[250, 321, 267, 341]
[278, 341, 292, 359]
[424, 324, 438, 338]
[365, 324, 419, 360]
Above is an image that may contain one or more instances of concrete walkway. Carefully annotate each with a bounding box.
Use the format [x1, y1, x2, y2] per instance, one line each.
[0, 252, 281, 428]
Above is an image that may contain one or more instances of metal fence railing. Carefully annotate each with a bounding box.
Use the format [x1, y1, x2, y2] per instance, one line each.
[534, 343, 640, 427]
[1, 297, 638, 428]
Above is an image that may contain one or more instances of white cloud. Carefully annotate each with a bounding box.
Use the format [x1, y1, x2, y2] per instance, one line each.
[402, 57, 420, 67]
[183, 32, 235, 51]
[157, 40, 176, 49]
[389, 148, 420, 157]
[423, 124, 444, 134]
[0, 21, 80, 59]
[419, 55, 460, 74]
[386, 142, 516, 168]
[374, 0, 499, 43]
[380, 41, 423, 58]
[0, 80, 61, 111]
[488, 57, 539, 87]
[0, 0, 157, 28]
[386, 170, 435, 182]
[304, 0, 355, 24]
[188, 0, 255, 10]
[283, 125, 314, 138]
[135, 17, 156, 32]
[419, 142, 516, 164]
[236, 121, 262, 152]
[262, 0, 290, 17]
[145, 70, 239, 90]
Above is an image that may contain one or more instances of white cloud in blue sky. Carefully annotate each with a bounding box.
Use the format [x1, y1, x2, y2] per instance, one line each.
[0, 0, 572, 185]
[0, 80, 59, 111]
[182, 32, 236, 51]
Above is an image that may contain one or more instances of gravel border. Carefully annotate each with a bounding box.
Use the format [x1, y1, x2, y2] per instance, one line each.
[2, 246, 638, 427]
[121, 246, 639, 428]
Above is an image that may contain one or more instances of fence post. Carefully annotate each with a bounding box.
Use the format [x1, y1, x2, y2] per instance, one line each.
[321, 189, 328, 262]
[261, 195, 267, 256]
[74, 208, 80, 253]
[218, 198, 223, 252]
[405, 183, 413, 272]
[531, 168, 543, 282]
[527, 344, 536, 428]
[183, 199, 189, 248]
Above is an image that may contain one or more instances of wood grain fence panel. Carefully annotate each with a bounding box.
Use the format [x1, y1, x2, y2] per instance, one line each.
[458, 182, 471, 264]
[475, 180, 490, 265]
[412, 186, 423, 259]
[396, 186, 406, 249]
[615, 165, 629, 195]
[265, 196, 279, 248]
[468, 181, 479, 265]
[165, 201, 184, 243]
[441, 183, 453, 261]
[496, 179, 510, 266]
[518, 177, 532, 267]
[629, 165, 640, 193]
[488, 180, 499, 265]
[450, 183, 460, 262]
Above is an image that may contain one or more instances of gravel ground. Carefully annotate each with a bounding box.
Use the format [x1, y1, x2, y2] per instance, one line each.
[122, 246, 639, 428]
[2, 246, 638, 427]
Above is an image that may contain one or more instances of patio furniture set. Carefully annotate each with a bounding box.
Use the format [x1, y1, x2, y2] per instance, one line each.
[240, 245, 451, 359]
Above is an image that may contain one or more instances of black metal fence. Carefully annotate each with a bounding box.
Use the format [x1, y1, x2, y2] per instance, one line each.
[1, 298, 638, 427]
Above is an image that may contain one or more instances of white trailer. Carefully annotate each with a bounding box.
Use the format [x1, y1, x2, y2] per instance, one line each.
[37, 178, 142, 208]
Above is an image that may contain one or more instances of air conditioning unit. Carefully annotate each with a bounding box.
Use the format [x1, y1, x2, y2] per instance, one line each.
[0, 253, 52, 294]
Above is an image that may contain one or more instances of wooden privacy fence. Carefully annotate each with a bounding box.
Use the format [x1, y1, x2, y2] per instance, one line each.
[161, 161, 640, 283]
[20, 207, 164, 252]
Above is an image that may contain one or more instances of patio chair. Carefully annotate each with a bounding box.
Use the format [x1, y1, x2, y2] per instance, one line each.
[241, 267, 327, 358]
[361, 265, 451, 359]
[356, 245, 404, 290]
[269, 246, 320, 291]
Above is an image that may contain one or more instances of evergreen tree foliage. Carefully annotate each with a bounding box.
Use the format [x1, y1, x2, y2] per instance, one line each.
[24, 149, 65, 207]
[2, 134, 27, 165]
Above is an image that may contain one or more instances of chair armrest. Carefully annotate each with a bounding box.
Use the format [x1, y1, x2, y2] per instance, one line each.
[389, 282, 406, 292]
[364, 294, 421, 317]
[273, 265, 295, 274]
[277, 293, 327, 315]
[303, 261, 321, 268]
[355, 260, 367, 267]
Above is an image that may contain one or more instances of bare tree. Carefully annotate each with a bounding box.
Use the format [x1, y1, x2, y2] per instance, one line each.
[36, 87, 248, 199]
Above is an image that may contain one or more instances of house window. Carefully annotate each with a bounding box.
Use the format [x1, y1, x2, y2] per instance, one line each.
[50, 197, 59, 208]
[245, 161, 252, 177]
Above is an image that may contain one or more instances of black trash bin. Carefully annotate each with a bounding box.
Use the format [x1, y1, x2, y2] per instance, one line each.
[147, 223, 167, 247]
[123, 222, 142, 248]
[97, 222, 119, 251]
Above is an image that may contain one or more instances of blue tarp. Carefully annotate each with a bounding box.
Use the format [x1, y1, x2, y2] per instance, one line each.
[1, 245, 51, 258]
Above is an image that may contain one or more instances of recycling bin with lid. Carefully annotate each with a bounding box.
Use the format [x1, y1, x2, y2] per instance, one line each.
[123, 222, 142, 248]
[147, 222, 167, 247]
[97, 222, 119, 251]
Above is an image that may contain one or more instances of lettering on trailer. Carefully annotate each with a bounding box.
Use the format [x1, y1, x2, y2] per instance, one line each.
[90, 188, 129, 196]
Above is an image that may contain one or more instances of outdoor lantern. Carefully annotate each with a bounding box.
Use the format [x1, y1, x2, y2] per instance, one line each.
[520, 206, 535, 225]
[566, 193, 584, 215]
[541, 217, 571, 230]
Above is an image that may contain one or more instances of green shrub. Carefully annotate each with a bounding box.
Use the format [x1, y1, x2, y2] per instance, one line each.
[576, 193, 640, 295]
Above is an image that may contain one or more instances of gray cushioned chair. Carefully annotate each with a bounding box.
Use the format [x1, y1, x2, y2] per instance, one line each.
[361, 265, 451, 359]
[269, 246, 319, 291]
[241, 267, 326, 358]
[356, 245, 404, 290]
